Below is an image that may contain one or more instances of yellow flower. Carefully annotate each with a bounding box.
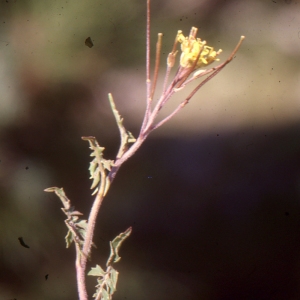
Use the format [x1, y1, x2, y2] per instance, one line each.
[177, 27, 222, 69]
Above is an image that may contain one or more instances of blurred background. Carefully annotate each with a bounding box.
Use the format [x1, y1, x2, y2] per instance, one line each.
[1, 0, 300, 299]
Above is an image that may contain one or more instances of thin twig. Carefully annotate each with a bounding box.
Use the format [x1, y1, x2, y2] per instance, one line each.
[141, 0, 152, 133]
[162, 65, 173, 96]
[162, 35, 179, 95]
[146, 0, 151, 102]
[143, 32, 163, 134]
[150, 33, 163, 100]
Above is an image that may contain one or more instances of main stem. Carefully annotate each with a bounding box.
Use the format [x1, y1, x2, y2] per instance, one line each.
[76, 250, 88, 300]
[78, 193, 105, 300]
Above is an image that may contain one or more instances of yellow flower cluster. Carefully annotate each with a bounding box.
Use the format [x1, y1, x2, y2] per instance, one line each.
[177, 27, 222, 69]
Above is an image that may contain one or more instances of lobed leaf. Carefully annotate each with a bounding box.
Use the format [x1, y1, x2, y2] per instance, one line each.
[108, 93, 136, 159]
[44, 187, 71, 210]
[90, 266, 119, 300]
[65, 229, 74, 248]
[88, 264, 106, 277]
[109, 268, 119, 293]
[106, 227, 132, 266]
[82, 136, 114, 195]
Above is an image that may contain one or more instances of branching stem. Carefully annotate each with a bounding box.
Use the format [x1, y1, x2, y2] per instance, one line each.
[69, 1, 245, 299]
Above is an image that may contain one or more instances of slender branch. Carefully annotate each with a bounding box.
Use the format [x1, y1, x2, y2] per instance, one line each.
[150, 33, 163, 100]
[146, 0, 151, 102]
[162, 65, 173, 96]
[141, 79, 176, 134]
[141, 0, 152, 134]
[163, 35, 179, 94]
[226, 35, 245, 62]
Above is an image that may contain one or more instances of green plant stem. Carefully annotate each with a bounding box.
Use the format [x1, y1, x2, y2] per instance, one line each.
[78, 193, 105, 300]
[76, 248, 88, 300]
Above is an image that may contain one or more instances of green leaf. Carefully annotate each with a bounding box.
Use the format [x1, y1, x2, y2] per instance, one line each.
[103, 177, 111, 196]
[102, 159, 114, 171]
[106, 227, 132, 266]
[65, 229, 74, 248]
[108, 93, 136, 159]
[109, 268, 119, 293]
[69, 210, 83, 217]
[76, 219, 88, 237]
[100, 288, 109, 300]
[90, 168, 100, 189]
[44, 187, 71, 210]
[126, 131, 136, 144]
[88, 264, 106, 277]
[82, 136, 114, 196]
[89, 160, 98, 175]
[44, 187, 57, 192]
[76, 219, 88, 229]
[90, 267, 119, 299]
[92, 186, 99, 196]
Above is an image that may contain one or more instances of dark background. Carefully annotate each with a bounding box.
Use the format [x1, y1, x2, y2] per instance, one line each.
[1, 0, 300, 299]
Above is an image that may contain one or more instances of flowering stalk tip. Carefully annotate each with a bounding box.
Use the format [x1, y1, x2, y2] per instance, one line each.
[177, 27, 222, 70]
